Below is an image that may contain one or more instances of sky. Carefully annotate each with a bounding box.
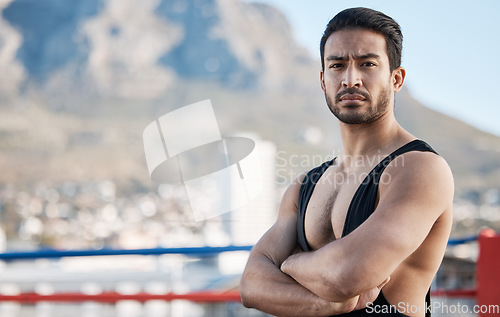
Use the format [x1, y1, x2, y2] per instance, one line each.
[244, 0, 500, 137]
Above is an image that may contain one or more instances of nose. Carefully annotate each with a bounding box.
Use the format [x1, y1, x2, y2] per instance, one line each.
[342, 65, 362, 88]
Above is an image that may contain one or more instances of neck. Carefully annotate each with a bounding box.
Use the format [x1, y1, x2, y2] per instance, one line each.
[338, 110, 413, 166]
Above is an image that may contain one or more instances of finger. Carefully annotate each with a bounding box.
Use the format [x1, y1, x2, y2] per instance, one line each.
[377, 276, 390, 289]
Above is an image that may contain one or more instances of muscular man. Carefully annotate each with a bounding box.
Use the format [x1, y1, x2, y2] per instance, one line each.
[240, 7, 453, 317]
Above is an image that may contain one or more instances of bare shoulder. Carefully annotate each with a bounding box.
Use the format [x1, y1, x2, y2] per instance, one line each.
[380, 150, 454, 217]
[278, 172, 308, 217]
[385, 150, 453, 188]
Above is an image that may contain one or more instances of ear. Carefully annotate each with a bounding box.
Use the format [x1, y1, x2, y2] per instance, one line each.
[320, 69, 326, 93]
[392, 67, 406, 92]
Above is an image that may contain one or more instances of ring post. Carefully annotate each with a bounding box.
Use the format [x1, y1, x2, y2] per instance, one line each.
[477, 228, 500, 316]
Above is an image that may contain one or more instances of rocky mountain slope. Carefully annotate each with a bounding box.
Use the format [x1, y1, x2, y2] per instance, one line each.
[0, 0, 498, 195]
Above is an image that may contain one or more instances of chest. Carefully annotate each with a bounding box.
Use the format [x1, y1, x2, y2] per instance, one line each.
[303, 166, 374, 250]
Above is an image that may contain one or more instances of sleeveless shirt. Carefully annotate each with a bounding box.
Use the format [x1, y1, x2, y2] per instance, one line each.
[297, 140, 437, 317]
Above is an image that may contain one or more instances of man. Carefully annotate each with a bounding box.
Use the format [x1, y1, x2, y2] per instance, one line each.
[240, 7, 453, 317]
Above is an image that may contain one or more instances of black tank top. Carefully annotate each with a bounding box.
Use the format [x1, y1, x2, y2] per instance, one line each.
[297, 139, 437, 317]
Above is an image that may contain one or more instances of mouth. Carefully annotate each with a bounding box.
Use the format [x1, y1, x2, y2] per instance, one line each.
[339, 94, 366, 102]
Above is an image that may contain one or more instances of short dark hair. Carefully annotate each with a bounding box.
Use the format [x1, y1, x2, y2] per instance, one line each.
[320, 7, 403, 72]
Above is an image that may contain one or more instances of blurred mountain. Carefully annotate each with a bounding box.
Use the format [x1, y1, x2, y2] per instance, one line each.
[1, 0, 314, 99]
[0, 0, 499, 195]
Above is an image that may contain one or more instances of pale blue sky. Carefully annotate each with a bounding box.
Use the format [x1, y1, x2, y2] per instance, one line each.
[245, 0, 500, 137]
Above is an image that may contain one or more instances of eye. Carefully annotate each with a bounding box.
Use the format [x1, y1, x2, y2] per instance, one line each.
[329, 63, 343, 69]
[362, 61, 376, 67]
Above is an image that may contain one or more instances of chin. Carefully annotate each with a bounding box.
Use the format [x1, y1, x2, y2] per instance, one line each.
[335, 111, 379, 125]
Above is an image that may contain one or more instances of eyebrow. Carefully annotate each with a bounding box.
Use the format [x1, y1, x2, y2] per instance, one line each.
[326, 53, 380, 61]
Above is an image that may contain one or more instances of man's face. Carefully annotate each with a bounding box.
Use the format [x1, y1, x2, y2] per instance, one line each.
[321, 29, 402, 125]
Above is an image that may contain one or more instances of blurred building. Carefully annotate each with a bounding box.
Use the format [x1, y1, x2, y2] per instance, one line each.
[228, 136, 277, 246]
[434, 255, 476, 290]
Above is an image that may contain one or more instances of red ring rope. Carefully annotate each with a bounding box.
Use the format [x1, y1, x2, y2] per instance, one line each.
[0, 290, 241, 303]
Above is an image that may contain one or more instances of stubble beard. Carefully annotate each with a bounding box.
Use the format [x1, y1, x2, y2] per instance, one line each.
[325, 87, 391, 125]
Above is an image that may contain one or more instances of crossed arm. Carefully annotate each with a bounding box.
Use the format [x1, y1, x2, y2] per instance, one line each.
[240, 152, 454, 316]
[240, 175, 364, 316]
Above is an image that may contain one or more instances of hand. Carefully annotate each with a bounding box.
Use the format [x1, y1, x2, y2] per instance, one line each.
[353, 276, 390, 311]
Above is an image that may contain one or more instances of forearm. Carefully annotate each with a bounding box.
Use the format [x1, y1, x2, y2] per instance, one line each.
[280, 249, 355, 302]
[241, 256, 356, 316]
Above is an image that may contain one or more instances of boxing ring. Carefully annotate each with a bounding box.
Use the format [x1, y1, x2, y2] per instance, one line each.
[0, 231, 498, 317]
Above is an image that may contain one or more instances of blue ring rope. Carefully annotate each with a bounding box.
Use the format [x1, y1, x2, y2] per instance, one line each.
[0, 236, 479, 261]
[446, 235, 478, 246]
[0, 245, 253, 261]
